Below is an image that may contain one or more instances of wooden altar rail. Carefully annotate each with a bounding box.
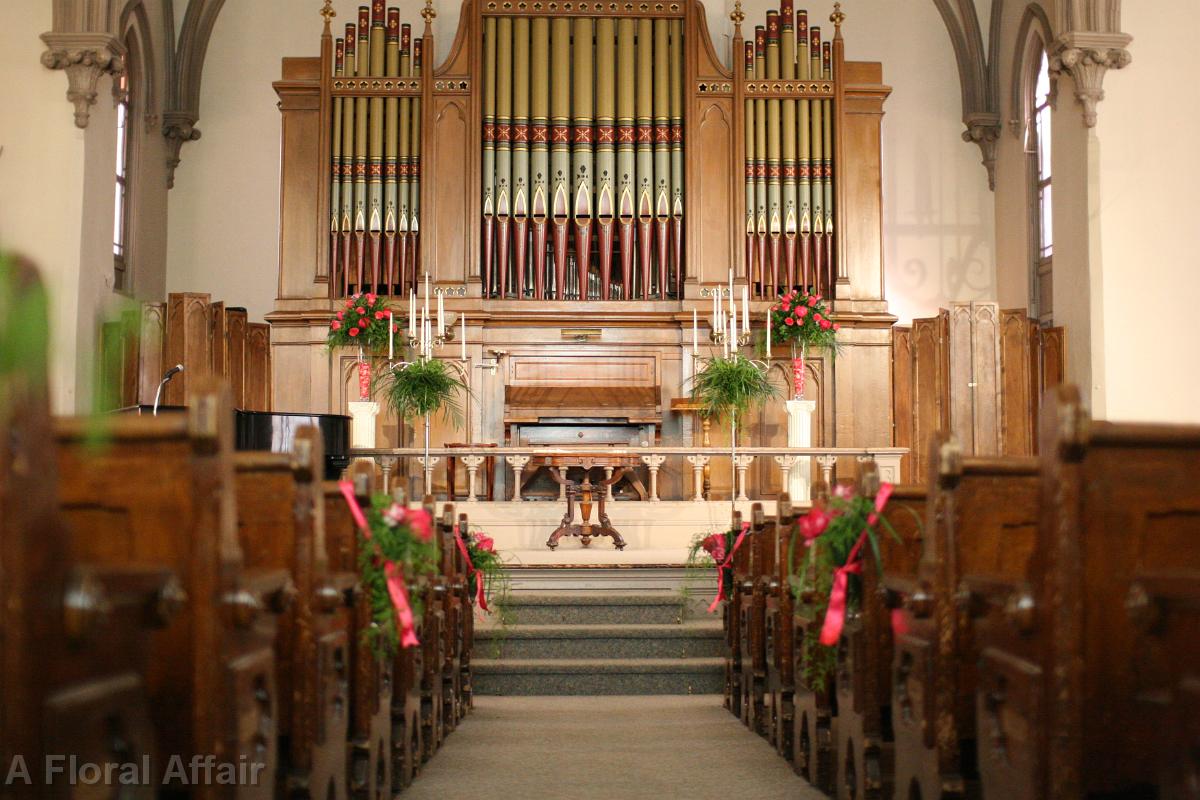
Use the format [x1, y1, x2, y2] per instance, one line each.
[350, 445, 907, 502]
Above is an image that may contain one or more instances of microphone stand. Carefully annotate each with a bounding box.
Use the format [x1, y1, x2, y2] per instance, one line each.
[152, 365, 184, 416]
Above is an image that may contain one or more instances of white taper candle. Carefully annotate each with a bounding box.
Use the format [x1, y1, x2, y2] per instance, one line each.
[692, 309, 698, 356]
[389, 311, 394, 360]
[461, 314, 467, 361]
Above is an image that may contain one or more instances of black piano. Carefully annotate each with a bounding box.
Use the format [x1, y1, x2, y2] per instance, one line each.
[117, 406, 351, 481]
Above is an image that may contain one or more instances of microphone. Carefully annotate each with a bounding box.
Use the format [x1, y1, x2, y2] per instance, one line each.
[152, 364, 185, 416]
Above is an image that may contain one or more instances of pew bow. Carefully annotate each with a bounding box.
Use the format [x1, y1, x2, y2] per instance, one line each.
[338, 480, 421, 648]
[708, 521, 752, 614]
[454, 525, 490, 613]
[818, 482, 894, 646]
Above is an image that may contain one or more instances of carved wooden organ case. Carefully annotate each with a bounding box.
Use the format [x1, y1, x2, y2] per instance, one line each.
[271, 0, 895, 466]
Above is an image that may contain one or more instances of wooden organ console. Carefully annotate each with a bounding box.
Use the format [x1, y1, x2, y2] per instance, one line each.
[269, 0, 895, 494]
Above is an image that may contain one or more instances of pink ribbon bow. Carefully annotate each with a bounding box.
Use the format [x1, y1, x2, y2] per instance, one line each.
[708, 522, 752, 614]
[818, 483, 894, 647]
[453, 525, 490, 613]
[339, 481, 421, 648]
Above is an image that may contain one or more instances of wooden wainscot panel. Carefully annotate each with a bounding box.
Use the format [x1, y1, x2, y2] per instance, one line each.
[209, 301, 228, 378]
[164, 292, 213, 405]
[245, 323, 273, 412]
[137, 301, 166, 405]
[690, 99, 737, 285]
[506, 351, 660, 387]
[838, 61, 890, 308]
[427, 97, 474, 284]
[909, 312, 947, 481]
[275, 56, 324, 300]
[225, 308, 248, 409]
[1000, 309, 1034, 456]
[892, 326, 915, 480]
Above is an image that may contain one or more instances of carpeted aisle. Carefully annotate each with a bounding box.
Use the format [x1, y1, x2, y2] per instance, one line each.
[404, 696, 824, 799]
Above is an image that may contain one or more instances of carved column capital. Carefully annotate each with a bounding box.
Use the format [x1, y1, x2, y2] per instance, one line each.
[162, 111, 203, 189]
[961, 113, 1002, 191]
[1049, 31, 1132, 127]
[39, 32, 124, 129]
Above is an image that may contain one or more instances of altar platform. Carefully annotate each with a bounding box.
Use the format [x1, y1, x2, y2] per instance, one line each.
[461, 499, 785, 567]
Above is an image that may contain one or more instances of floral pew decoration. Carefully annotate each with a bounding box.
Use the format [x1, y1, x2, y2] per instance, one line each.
[787, 477, 896, 686]
[453, 526, 510, 614]
[689, 523, 753, 614]
[338, 484, 438, 657]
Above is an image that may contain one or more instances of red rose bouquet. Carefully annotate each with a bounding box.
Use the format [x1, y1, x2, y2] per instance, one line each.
[327, 292, 397, 354]
[768, 289, 839, 396]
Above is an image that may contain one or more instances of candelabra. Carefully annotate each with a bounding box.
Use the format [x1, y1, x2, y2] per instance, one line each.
[699, 286, 753, 348]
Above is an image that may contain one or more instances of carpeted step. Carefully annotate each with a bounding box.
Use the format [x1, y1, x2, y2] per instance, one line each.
[476, 621, 724, 660]
[472, 657, 725, 695]
[500, 592, 687, 626]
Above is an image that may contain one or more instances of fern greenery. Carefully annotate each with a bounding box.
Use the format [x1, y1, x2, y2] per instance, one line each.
[375, 358, 468, 426]
[690, 354, 780, 421]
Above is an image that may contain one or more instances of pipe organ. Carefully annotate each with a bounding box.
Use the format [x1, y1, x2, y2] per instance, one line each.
[481, 16, 685, 301]
[275, 0, 893, 462]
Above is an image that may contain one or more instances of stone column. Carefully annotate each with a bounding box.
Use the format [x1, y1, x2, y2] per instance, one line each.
[640, 454, 666, 501]
[686, 455, 710, 502]
[462, 455, 485, 502]
[506, 455, 531, 501]
[733, 455, 755, 501]
[416, 456, 440, 498]
[815, 454, 838, 488]
[784, 399, 816, 502]
[774, 455, 799, 499]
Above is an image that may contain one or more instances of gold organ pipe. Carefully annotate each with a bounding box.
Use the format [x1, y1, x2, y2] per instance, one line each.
[765, 10, 781, 299]
[669, 17, 684, 297]
[550, 17, 571, 299]
[530, 17, 550, 300]
[511, 16, 531, 298]
[332, 35, 345, 294]
[409, 34, 422, 291]
[616, 18, 637, 299]
[572, 16, 595, 301]
[481, 16, 497, 298]
[494, 16, 513, 298]
[353, 6, 369, 288]
[635, 17, 654, 299]
[780, 0, 797, 293]
[384, 10, 399, 292]
[595, 18, 617, 300]
[652, 19, 670, 298]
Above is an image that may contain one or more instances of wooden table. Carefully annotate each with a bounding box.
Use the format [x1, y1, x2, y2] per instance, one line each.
[536, 453, 645, 550]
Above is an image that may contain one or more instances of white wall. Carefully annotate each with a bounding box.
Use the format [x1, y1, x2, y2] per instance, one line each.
[167, 0, 427, 322]
[1093, 4, 1200, 424]
[168, 0, 996, 326]
[0, 5, 88, 413]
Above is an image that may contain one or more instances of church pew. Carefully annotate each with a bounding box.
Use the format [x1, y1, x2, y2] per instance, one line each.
[232, 427, 355, 799]
[832, 478, 926, 800]
[322, 466, 401, 797]
[419, 496, 447, 761]
[1, 257, 173, 799]
[766, 498, 799, 759]
[458, 510, 477, 713]
[792, 482, 837, 792]
[973, 385, 1200, 798]
[437, 505, 466, 733]
[739, 504, 774, 736]
[54, 378, 279, 798]
[724, 509, 748, 719]
[889, 433, 1039, 800]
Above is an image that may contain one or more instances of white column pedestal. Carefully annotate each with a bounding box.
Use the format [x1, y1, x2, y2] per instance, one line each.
[347, 400, 380, 462]
[785, 399, 816, 502]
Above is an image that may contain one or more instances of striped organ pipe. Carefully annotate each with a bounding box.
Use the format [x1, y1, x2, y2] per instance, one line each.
[594, 18, 616, 300]
[616, 18, 636, 299]
[549, 17, 571, 299]
[753, 26, 767, 297]
[396, 23, 412, 294]
[635, 17, 654, 299]
[652, 19, 670, 298]
[743, 41, 756, 295]
[340, 22, 356, 296]
[481, 15, 497, 298]
[409, 37, 422, 292]
[353, 6, 369, 289]
[367, 0, 385, 292]
[780, 0, 797, 293]
[669, 18, 684, 298]
[331, 36, 345, 295]
[511, 16, 531, 299]
[494, 16, 513, 298]
[572, 16, 594, 301]
[530, 17, 550, 300]
[383, 11, 399, 293]
[809, 24, 824, 296]
[765, 10, 781, 299]
[822, 40, 834, 293]
[797, 10, 812, 292]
